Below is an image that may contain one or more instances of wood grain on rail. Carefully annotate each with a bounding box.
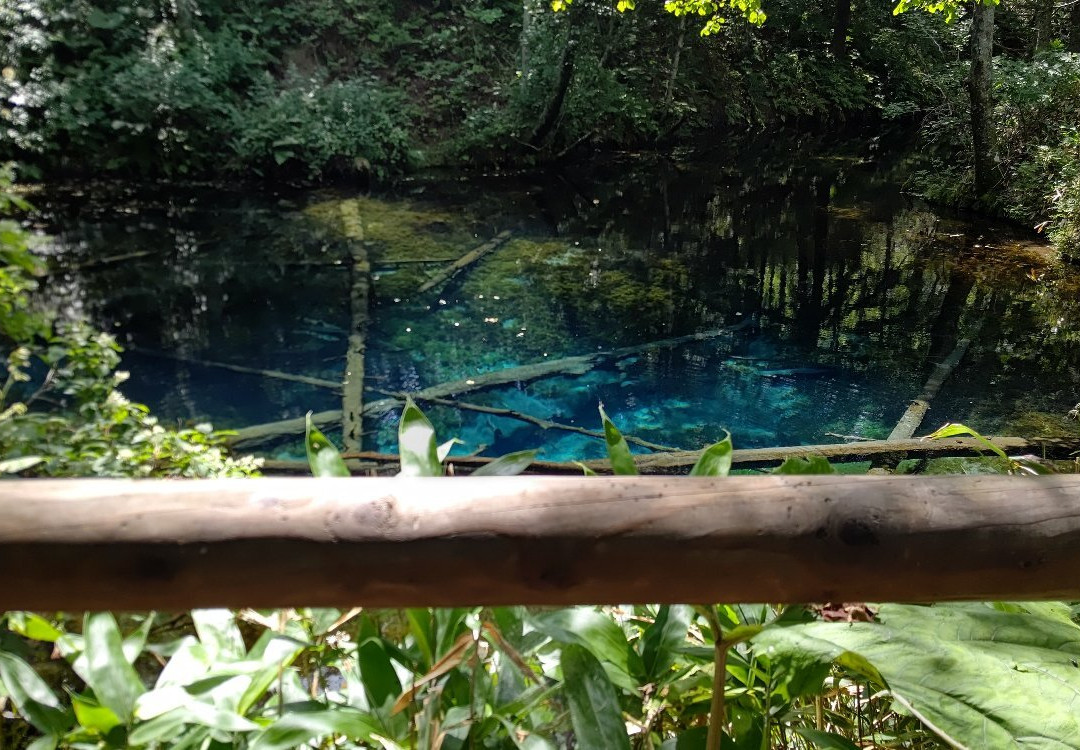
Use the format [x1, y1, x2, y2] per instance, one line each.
[3, 476, 1080, 609]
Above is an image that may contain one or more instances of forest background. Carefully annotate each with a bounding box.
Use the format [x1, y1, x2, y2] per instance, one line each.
[2, 0, 1079, 254]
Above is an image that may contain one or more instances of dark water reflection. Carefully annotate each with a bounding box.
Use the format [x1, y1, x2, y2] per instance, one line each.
[34, 133, 1080, 460]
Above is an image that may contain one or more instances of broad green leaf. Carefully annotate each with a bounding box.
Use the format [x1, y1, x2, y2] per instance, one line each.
[437, 438, 462, 462]
[689, 433, 733, 476]
[251, 708, 382, 750]
[755, 603, 1080, 749]
[793, 727, 860, 750]
[0, 455, 43, 473]
[560, 644, 630, 750]
[306, 413, 350, 477]
[71, 692, 123, 734]
[25, 737, 58, 750]
[773, 455, 836, 474]
[598, 404, 637, 475]
[7, 612, 63, 642]
[0, 652, 72, 735]
[640, 605, 692, 682]
[398, 398, 443, 477]
[80, 612, 145, 722]
[357, 639, 403, 710]
[406, 609, 435, 669]
[236, 633, 306, 715]
[122, 614, 154, 664]
[191, 609, 245, 662]
[530, 608, 634, 690]
[925, 422, 1008, 460]
[472, 449, 537, 476]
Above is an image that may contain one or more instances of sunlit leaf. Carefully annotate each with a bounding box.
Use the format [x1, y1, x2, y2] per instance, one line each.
[251, 708, 382, 750]
[755, 603, 1080, 748]
[472, 449, 537, 476]
[0, 652, 72, 735]
[773, 455, 836, 474]
[689, 433, 733, 476]
[398, 398, 443, 477]
[80, 613, 145, 722]
[924, 422, 1008, 460]
[599, 403, 637, 475]
[306, 412, 350, 477]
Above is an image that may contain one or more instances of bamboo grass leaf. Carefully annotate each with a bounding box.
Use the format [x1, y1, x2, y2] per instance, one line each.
[305, 412, 350, 477]
[599, 403, 637, 475]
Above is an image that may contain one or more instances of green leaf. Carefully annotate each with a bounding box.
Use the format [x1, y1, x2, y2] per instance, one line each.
[755, 603, 1080, 748]
[598, 404, 637, 475]
[71, 692, 123, 734]
[640, 605, 693, 683]
[7, 612, 63, 642]
[25, 737, 58, 750]
[437, 438, 462, 462]
[251, 708, 382, 750]
[793, 727, 860, 750]
[925, 422, 1009, 460]
[191, 609, 245, 662]
[574, 461, 598, 476]
[0, 456, 43, 473]
[560, 644, 630, 750]
[398, 398, 443, 477]
[122, 614, 154, 664]
[357, 639, 402, 710]
[689, 433, 733, 477]
[80, 613, 144, 722]
[530, 608, 634, 690]
[773, 455, 836, 474]
[306, 413, 350, 477]
[472, 450, 537, 476]
[0, 652, 72, 735]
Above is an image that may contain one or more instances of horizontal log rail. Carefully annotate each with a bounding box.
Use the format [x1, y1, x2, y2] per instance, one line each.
[4, 476, 1080, 610]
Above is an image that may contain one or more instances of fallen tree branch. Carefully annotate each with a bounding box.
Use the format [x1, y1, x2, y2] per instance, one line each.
[415, 230, 513, 296]
[373, 390, 682, 453]
[253, 436, 1080, 476]
[127, 346, 341, 391]
[227, 318, 753, 449]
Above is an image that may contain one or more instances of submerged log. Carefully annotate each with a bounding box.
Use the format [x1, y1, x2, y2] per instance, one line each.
[414, 230, 513, 295]
[341, 200, 370, 451]
[250, 435, 1080, 476]
[373, 390, 682, 453]
[127, 346, 341, 391]
[6, 475, 1080, 609]
[227, 318, 753, 449]
[871, 326, 979, 473]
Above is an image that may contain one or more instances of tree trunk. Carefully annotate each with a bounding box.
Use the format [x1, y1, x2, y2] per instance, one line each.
[666, 16, 688, 105]
[968, 0, 997, 199]
[529, 32, 576, 148]
[832, 0, 852, 62]
[1033, 0, 1053, 51]
[1069, 0, 1080, 52]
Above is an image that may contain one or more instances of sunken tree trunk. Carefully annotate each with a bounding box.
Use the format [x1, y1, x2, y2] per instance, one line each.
[968, 0, 997, 199]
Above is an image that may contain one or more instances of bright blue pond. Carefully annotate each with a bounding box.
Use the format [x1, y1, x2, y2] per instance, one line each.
[34, 134, 1080, 461]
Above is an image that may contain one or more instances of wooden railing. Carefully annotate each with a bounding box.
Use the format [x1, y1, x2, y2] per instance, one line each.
[4, 475, 1080, 610]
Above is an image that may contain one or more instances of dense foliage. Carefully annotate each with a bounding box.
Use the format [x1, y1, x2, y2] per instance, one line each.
[4, 0, 1079, 249]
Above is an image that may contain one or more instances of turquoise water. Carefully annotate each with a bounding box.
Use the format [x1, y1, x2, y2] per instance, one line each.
[34, 134, 1080, 460]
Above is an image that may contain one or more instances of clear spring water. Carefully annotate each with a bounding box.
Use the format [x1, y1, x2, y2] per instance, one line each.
[33, 133, 1080, 461]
